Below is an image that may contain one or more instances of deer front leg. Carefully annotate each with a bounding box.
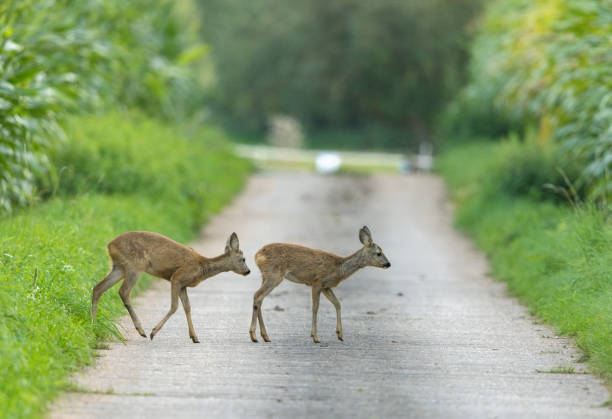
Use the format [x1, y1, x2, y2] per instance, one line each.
[150, 280, 181, 341]
[250, 272, 282, 342]
[322, 288, 342, 341]
[250, 285, 272, 342]
[179, 288, 199, 343]
[311, 287, 322, 343]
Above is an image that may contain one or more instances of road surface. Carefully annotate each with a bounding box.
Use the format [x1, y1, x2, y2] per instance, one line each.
[50, 172, 610, 418]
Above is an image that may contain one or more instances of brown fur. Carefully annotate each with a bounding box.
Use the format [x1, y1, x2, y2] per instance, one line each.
[250, 226, 390, 343]
[92, 231, 250, 343]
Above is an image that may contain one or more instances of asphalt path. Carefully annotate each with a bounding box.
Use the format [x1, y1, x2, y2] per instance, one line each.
[50, 172, 610, 418]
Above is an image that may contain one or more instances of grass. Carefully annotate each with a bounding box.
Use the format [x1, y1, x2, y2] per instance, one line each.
[65, 383, 156, 397]
[536, 367, 577, 374]
[0, 113, 251, 418]
[438, 141, 612, 386]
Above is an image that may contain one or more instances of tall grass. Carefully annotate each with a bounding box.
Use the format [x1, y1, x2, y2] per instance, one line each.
[0, 113, 250, 418]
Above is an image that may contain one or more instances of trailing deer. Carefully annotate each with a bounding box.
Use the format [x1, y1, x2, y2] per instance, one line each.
[250, 226, 390, 343]
[92, 231, 250, 343]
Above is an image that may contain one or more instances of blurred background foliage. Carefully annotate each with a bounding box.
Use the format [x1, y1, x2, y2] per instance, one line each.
[2, 0, 612, 211]
[441, 0, 612, 200]
[0, 0, 207, 213]
[198, 0, 482, 150]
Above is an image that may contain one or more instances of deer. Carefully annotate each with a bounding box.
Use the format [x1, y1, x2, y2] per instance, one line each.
[250, 226, 390, 343]
[91, 231, 250, 343]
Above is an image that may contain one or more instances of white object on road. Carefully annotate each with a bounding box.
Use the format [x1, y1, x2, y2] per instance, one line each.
[315, 152, 342, 174]
[415, 153, 433, 171]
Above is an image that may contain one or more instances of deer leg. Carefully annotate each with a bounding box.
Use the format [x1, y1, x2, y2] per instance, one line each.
[92, 265, 123, 319]
[250, 272, 282, 342]
[323, 288, 343, 341]
[150, 280, 181, 341]
[179, 288, 199, 343]
[311, 287, 322, 343]
[257, 302, 270, 342]
[118, 271, 147, 338]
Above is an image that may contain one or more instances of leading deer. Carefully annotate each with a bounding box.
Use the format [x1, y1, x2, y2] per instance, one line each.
[250, 226, 390, 343]
[91, 231, 250, 343]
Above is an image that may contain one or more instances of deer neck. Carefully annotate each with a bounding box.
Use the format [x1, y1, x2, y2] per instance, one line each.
[340, 247, 367, 279]
[201, 254, 231, 278]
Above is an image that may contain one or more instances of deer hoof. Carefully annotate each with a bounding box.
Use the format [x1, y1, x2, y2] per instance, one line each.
[139, 331, 147, 338]
[249, 332, 258, 343]
[191, 337, 200, 344]
[262, 336, 271, 343]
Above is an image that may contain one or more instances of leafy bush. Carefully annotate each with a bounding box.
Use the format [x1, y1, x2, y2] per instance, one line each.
[440, 137, 586, 204]
[0, 0, 107, 211]
[0, 0, 206, 213]
[491, 137, 586, 203]
[41, 113, 246, 228]
[442, 0, 612, 199]
[0, 113, 250, 418]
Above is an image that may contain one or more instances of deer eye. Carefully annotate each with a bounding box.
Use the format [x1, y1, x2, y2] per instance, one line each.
[241, 258, 245, 262]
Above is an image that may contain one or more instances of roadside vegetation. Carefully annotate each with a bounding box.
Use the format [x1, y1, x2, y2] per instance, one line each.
[438, 0, 612, 384]
[0, 1, 250, 417]
[0, 114, 249, 418]
[439, 141, 612, 383]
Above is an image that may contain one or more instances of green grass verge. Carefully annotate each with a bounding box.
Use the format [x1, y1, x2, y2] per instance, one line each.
[0, 113, 251, 418]
[438, 141, 612, 385]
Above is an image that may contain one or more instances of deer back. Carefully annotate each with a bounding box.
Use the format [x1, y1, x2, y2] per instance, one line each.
[256, 243, 343, 284]
[108, 231, 201, 280]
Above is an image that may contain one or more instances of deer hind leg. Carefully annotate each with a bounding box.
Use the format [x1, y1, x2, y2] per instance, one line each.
[92, 265, 123, 319]
[118, 271, 146, 338]
[311, 287, 322, 343]
[250, 271, 283, 343]
[179, 288, 199, 343]
[150, 280, 181, 341]
[322, 288, 343, 341]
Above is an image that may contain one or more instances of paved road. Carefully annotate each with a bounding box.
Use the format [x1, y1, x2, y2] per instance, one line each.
[51, 173, 610, 418]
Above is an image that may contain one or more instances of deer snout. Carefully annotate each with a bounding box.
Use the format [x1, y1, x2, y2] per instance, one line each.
[244, 269, 251, 276]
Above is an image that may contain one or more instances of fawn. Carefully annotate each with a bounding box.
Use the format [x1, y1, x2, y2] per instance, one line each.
[250, 226, 390, 343]
[91, 231, 250, 343]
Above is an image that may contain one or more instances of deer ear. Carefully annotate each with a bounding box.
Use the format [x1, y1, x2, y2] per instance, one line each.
[359, 226, 373, 246]
[225, 232, 239, 252]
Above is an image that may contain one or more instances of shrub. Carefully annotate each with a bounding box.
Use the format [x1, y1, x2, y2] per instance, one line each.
[491, 137, 586, 203]
[440, 137, 586, 204]
[0, 0, 206, 213]
[443, 0, 612, 199]
[39, 112, 249, 228]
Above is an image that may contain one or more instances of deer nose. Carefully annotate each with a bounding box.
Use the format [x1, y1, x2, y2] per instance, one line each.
[244, 269, 251, 276]
[384, 262, 391, 268]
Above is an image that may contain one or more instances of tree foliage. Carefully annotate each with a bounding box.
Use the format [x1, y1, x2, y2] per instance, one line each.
[199, 0, 481, 146]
